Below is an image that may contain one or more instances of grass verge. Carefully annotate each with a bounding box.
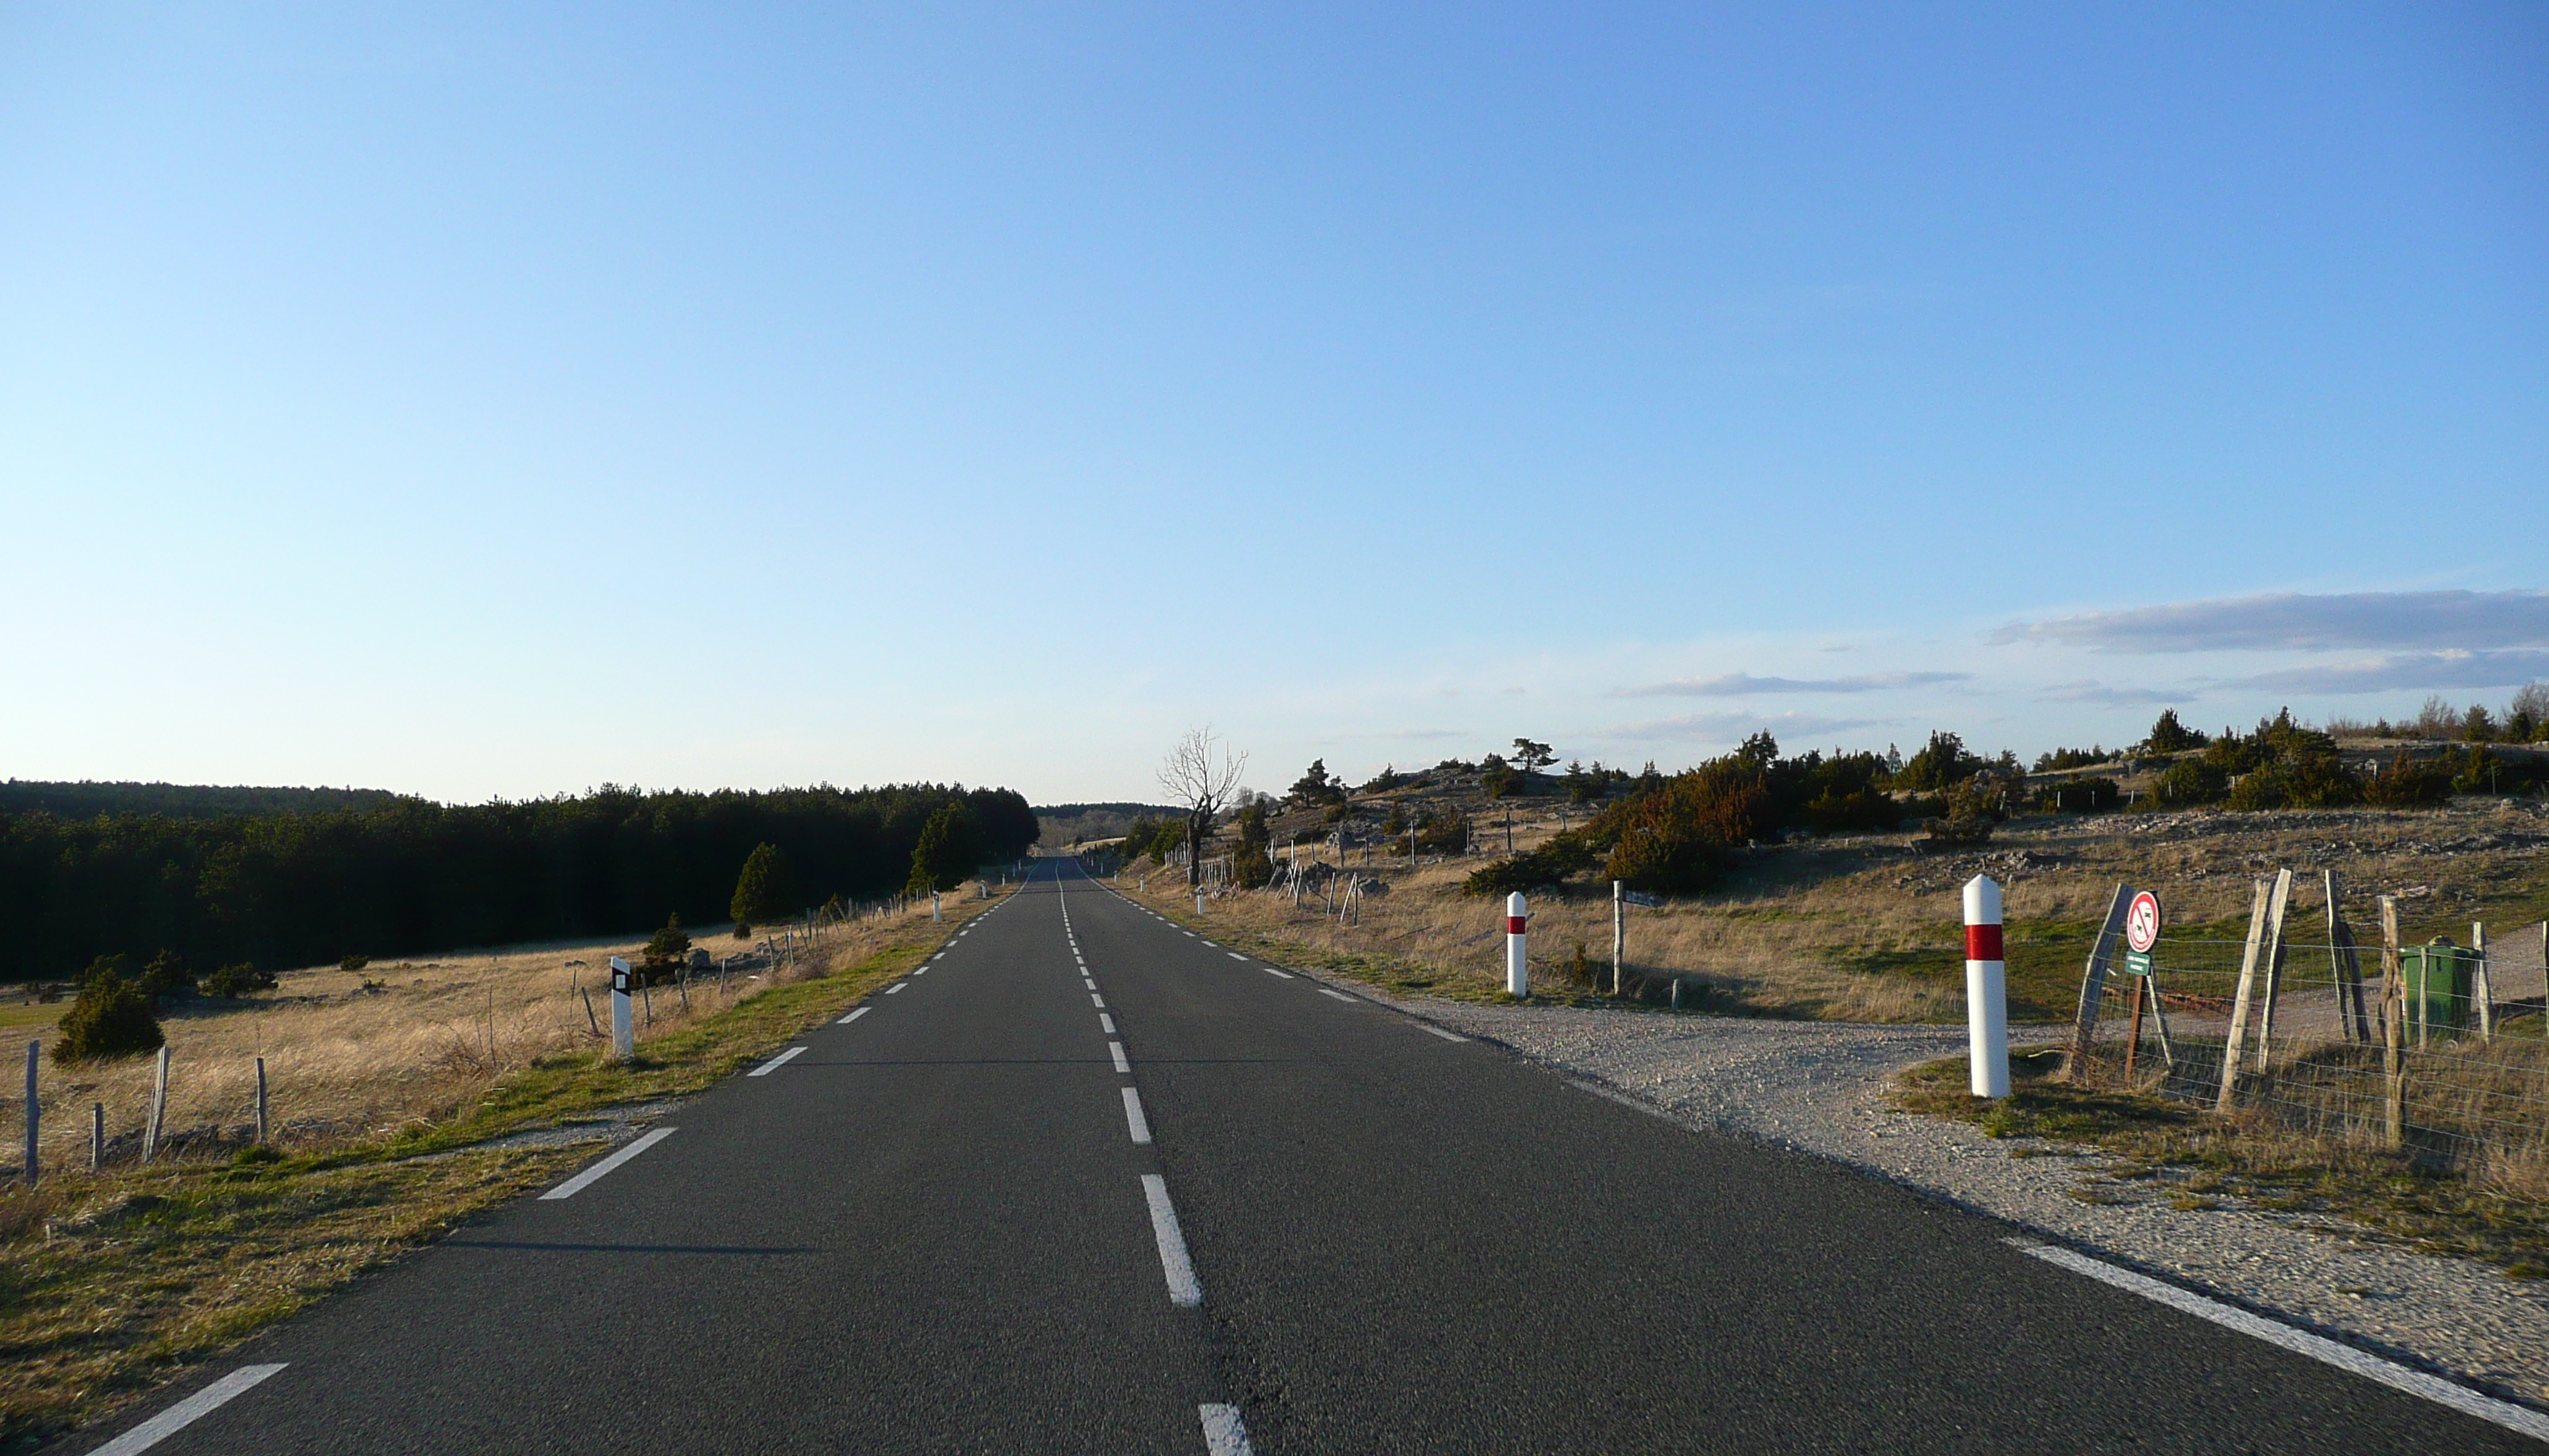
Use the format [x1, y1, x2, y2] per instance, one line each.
[0, 892, 1002, 1450]
[1895, 1048, 2549, 1274]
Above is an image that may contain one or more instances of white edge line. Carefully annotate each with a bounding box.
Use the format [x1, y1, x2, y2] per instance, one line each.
[746, 1045, 807, 1077]
[1110, 1041, 1131, 1073]
[884, 983, 904, 994]
[1091, 994, 1106, 1008]
[1199, 1403, 1255, 1456]
[1122, 1087, 1153, 1144]
[1099, 1013, 1116, 1033]
[1418, 1024, 1466, 1041]
[86, 1364, 289, 1456]
[539, 1127, 677, 1201]
[838, 1006, 870, 1025]
[1262, 967, 1293, 979]
[1227, 952, 1247, 961]
[1141, 1173, 1203, 1307]
[1318, 988, 1355, 1002]
[2011, 1240, 2549, 1441]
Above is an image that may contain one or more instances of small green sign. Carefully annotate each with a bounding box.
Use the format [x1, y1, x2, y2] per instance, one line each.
[2122, 949, 2153, 978]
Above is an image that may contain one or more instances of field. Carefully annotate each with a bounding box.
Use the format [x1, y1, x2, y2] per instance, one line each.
[1110, 792, 2549, 1026]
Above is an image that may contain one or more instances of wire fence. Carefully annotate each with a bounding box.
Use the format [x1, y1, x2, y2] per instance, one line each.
[2067, 872, 2547, 1182]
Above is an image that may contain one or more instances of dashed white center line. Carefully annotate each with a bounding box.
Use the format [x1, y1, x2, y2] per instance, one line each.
[540, 1127, 677, 1201]
[838, 1006, 871, 1025]
[1091, 993, 1106, 1008]
[1110, 1041, 1131, 1073]
[1121, 1087, 1153, 1144]
[1099, 1013, 1117, 1033]
[1262, 967, 1293, 979]
[885, 983, 905, 994]
[1416, 1024, 1466, 1041]
[1140, 1174, 1203, 1307]
[1198, 1404, 1255, 1456]
[749, 1046, 809, 1076]
[88, 1364, 289, 1456]
[1318, 988, 1355, 1002]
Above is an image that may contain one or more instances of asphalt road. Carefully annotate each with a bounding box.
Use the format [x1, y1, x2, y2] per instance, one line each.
[67, 859, 2535, 1454]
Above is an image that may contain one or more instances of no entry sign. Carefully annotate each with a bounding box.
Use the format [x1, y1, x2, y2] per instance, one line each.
[2121, 890, 2161, 976]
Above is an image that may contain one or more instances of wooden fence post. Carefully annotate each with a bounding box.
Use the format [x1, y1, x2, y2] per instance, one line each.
[2325, 872, 2370, 1043]
[22, 1041, 38, 1186]
[2471, 921, 2492, 1042]
[143, 1047, 171, 1164]
[2068, 883, 2136, 1084]
[90, 1102, 102, 1172]
[2250, 870, 2293, 1071]
[2379, 895, 2404, 1151]
[255, 1057, 269, 1146]
[2216, 876, 2276, 1111]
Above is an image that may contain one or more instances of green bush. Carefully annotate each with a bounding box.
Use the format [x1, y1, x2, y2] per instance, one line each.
[2036, 777, 2121, 813]
[2366, 749, 2453, 807]
[201, 962, 276, 998]
[338, 953, 370, 973]
[2155, 760, 2229, 804]
[640, 914, 692, 982]
[52, 973, 163, 1063]
[139, 951, 195, 1000]
[1462, 832, 1597, 896]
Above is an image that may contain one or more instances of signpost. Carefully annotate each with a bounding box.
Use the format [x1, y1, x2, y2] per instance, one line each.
[2121, 890, 2160, 979]
[2120, 891, 2161, 1083]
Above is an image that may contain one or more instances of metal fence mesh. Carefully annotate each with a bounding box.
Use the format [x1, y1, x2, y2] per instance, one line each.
[2068, 876, 2548, 1180]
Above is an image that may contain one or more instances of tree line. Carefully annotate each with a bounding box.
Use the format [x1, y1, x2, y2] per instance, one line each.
[0, 782, 1037, 983]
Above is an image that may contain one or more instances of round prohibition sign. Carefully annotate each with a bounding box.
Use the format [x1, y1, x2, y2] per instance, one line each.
[2124, 891, 2162, 955]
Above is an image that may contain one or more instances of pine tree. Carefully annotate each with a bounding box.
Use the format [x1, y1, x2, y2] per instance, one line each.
[905, 803, 983, 895]
[730, 843, 799, 925]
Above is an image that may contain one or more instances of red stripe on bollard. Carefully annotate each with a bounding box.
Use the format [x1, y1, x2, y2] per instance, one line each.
[1504, 916, 1527, 934]
[1966, 924, 2003, 962]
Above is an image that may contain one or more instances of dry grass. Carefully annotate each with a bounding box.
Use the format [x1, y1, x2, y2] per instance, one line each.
[1117, 795, 2549, 1025]
[1897, 1049, 2549, 1274]
[11, 890, 1002, 1174]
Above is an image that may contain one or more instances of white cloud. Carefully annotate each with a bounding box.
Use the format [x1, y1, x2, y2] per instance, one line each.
[1586, 711, 1889, 744]
[1994, 590, 2549, 653]
[2225, 649, 2549, 695]
[1612, 670, 1970, 698]
[2038, 680, 2187, 706]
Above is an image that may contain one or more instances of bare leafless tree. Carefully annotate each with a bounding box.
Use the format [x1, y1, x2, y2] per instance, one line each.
[1159, 726, 1248, 887]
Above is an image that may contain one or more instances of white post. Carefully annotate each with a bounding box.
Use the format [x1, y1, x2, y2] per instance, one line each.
[1195, 891, 1206, 916]
[608, 956, 635, 1063]
[1964, 876, 2010, 1097]
[1505, 891, 1529, 998]
[933, 893, 941, 922]
[1611, 880, 1625, 996]
[144, 1046, 170, 1163]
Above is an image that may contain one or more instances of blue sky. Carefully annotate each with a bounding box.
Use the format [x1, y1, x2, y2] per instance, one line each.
[3, 3, 2543, 804]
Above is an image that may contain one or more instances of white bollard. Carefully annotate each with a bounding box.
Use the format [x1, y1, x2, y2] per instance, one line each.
[1194, 891, 1206, 916]
[933, 893, 941, 922]
[608, 956, 635, 1063]
[1505, 891, 1529, 998]
[1963, 876, 2010, 1098]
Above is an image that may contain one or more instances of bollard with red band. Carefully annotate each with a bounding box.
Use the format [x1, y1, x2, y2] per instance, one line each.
[1963, 876, 2010, 1098]
[1504, 891, 1528, 998]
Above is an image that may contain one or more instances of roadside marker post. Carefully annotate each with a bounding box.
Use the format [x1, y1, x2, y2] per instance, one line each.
[608, 957, 635, 1063]
[1505, 892, 1529, 998]
[1963, 876, 2010, 1098]
[1611, 881, 1624, 996]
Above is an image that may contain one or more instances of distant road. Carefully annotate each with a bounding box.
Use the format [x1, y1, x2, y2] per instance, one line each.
[67, 860, 2532, 1453]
